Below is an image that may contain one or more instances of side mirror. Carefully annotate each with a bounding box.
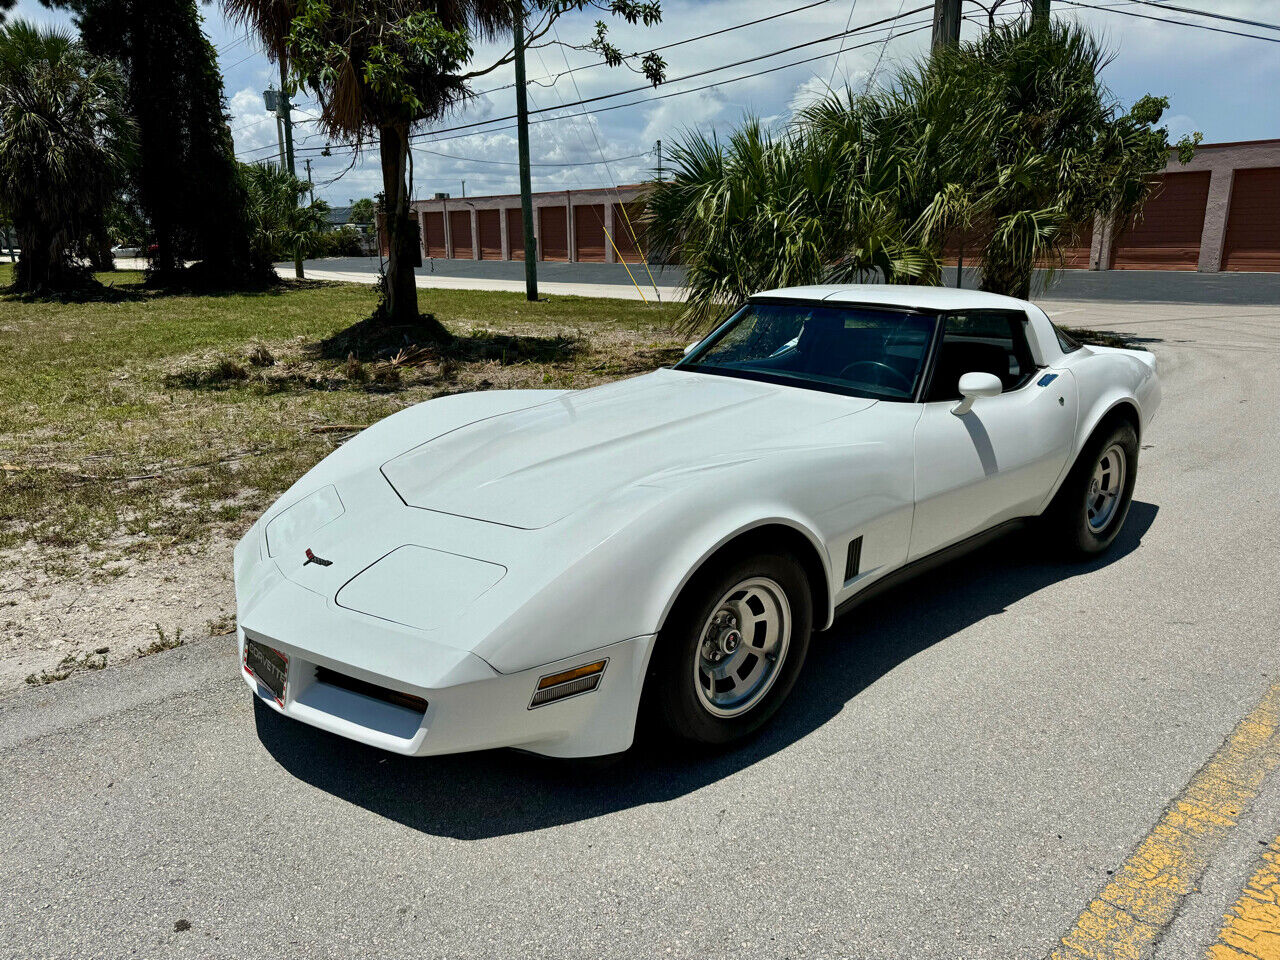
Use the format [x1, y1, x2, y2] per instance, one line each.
[952, 371, 1002, 415]
[683, 342, 698, 357]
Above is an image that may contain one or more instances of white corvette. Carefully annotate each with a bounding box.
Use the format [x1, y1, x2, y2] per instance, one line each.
[235, 285, 1159, 758]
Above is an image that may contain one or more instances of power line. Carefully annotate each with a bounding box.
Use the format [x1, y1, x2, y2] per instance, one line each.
[474, 0, 850, 97]
[288, 20, 932, 161]
[826, 0, 862, 90]
[416, 147, 647, 167]
[393, 21, 933, 151]
[287, 6, 933, 158]
[1115, 0, 1279, 33]
[427, 4, 934, 140]
[216, 34, 248, 55]
[1061, 0, 1280, 43]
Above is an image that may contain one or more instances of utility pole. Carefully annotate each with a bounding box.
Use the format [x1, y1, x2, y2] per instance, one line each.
[304, 159, 315, 205]
[461, 180, 466, 198]
[931, 0, 961, 51]
[264, 87, 286, 166]
[1030, 0, 1050, 28]
[512, 4, 538, 302]
[655, 139, 662, 182]
[278, 58, 303, 279]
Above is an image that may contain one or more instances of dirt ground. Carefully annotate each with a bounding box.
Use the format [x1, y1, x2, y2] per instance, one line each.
[0, 537, 238, 689]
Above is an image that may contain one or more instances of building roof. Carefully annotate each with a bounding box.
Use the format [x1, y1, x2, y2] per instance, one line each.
[410, 184, 649, 206]
[324, 205, 353, 226]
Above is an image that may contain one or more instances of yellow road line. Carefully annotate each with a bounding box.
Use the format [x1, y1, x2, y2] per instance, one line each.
[1049, 681, 1280, 960]
[1206, 836, 1280, 960]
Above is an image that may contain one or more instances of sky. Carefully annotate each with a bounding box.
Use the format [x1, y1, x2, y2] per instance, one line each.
[9, 0, 1280, 208]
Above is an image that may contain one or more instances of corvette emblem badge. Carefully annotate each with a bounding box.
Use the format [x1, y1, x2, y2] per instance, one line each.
[303, 549, 333, 567]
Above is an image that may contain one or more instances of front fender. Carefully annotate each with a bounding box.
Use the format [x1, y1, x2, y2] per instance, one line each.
[473, 439, 915, 673]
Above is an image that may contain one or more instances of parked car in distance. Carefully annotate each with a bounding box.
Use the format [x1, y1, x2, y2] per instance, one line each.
[235, 285, 1160, 759]
[111, 244, 141, 258]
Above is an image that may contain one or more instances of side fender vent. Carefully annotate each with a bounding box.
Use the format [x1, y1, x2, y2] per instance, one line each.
[844, 535, 863, 583]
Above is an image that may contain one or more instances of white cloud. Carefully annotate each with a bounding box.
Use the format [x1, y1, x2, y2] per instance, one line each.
[640, 89, 728, 145]
[228, 87, 284, 162]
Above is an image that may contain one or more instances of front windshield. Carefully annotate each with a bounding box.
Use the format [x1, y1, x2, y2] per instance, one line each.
[676, 301, 937, 401]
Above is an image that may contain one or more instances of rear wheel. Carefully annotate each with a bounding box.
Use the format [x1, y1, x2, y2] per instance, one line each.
[648, 553, 812, 746]
[1046, 418, 1139, 556]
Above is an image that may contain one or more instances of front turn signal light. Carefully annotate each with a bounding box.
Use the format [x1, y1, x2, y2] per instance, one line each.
[529, 659, 607, 709]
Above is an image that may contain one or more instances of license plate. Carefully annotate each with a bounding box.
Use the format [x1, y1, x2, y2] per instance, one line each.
[245, 638, 288, 704]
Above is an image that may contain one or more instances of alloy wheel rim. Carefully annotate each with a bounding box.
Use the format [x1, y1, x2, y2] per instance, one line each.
[1086, 443, 1127, 532]
[694, 576, 791, 718]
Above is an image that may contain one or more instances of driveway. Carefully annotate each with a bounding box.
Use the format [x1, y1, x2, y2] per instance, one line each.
[1, 297, 1278, 959]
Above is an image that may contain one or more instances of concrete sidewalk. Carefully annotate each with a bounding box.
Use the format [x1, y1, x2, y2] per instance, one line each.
[293, 261, 684, 303]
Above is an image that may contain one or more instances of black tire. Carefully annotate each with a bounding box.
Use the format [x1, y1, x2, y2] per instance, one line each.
[646, 552, 812, 746]
[1045, 418, 1139, 556]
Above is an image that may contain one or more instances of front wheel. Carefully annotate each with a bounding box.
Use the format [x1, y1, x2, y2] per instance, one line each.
[1045, 419, 1139, 556]
[647, 553, 812, 746]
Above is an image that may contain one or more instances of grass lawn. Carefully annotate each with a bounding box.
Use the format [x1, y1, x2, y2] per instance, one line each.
[0, 266, 683, 573]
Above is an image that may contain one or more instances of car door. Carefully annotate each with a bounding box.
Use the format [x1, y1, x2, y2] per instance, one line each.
[909, 310, 1079, 560]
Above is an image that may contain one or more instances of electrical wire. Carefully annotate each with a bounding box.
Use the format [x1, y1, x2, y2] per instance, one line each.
[416, 147, 647, 167]
[285, 7, 934, 158]
[472, 0, 850, 97]
[1112, 0, 1279, 33]
[547, 24, 661, 299]
[826, 0, 861, 91]
[1061, 0, 1280, 43]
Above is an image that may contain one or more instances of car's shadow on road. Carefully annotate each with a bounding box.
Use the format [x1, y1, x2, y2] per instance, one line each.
[254, 501, 1158, 840]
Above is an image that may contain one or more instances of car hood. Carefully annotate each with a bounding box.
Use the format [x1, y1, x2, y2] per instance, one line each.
[381, 368, 874, 528]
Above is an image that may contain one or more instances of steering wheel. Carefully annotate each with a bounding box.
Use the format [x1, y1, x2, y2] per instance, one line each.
[837, 360, 912, 393]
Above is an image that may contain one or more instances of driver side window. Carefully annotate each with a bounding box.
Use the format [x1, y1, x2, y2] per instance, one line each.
[925, 311, 1037, 402]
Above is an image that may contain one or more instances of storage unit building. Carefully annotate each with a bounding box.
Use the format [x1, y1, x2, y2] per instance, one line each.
[476, 209, 502, 260]
[1221, 166, 1280, 272]
[1108, 171, 1212, 270]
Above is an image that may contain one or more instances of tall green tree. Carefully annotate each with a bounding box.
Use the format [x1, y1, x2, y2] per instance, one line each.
[43, 0, 269, 287]
[240, 161, 328, 265]
[225, 0, 664, 342]
[347, 197, 376, 227]
[903, 20, 1199, 299]
[650, 18, 1198, 327]
[0, 20, 134, 293]
[647, 115, 936, 332]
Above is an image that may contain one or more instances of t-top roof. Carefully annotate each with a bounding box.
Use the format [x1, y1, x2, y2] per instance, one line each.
[751, 284, 1033, 312]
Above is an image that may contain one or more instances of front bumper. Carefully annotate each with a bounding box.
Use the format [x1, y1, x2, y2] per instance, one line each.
[240, 627, 656, 758]
[235, 494, 659, 759]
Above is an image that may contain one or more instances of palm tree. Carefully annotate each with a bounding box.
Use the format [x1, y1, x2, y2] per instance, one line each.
[647, 114, 937, 333]
[907, 20, 1187, 299]
[0, 20, 134, 294]
[240, 162, 329, 267]
[649, 18, 1193, 325]
[223, 1, 512, 342]
[224, 1, 664, 342]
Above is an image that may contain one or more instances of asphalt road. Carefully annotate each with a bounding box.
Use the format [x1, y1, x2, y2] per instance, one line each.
[2, 298, 1279, 959]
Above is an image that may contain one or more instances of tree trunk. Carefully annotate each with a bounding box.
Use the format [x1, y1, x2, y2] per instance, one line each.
[13, 226, 47, 293]
[378, 123, 450, 343]
[90, 230, 115, 272]
[978, 253, 1033, 301]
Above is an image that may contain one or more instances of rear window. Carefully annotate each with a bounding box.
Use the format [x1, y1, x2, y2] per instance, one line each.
[1054, 324, 1083, 353]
